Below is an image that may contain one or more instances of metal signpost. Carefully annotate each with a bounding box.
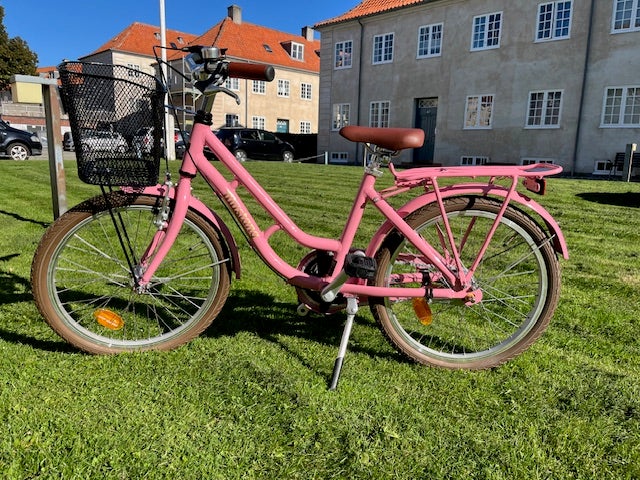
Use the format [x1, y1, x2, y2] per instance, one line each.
[10, 74, 67, 219]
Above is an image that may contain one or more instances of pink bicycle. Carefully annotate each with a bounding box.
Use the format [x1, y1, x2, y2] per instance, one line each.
[31, 46, 568, 388]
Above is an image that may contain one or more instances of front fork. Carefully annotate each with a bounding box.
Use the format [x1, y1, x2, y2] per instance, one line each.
[133, 176, 192, 292]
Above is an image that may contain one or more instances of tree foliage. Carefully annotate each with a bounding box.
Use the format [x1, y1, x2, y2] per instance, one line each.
[0, 6, 38, 90]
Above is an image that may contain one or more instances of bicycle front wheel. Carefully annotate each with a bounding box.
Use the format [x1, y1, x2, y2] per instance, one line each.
[31, 192, 232, 354]
[371, 196, 561, 369]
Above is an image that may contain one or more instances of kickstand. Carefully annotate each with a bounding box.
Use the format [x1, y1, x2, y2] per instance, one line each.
[328, 297, 359, 391]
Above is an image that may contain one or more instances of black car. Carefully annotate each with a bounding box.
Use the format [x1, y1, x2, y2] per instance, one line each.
[0, 120, 43, 160]
[63, 131, 74, 151]
[215, 127, 295, 162]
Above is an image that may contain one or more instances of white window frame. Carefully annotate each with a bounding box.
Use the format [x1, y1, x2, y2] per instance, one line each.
[277, 79, 290, 98]
[526, 90, 563, 128]
[291, 42, 304, 61]
[373, 33, 394, 64]
[464, 95, 494, 129]
[335, 40, 353, 69]
[612, 0, 640, 32]
[522, 158, 555, 166]
[300, 121, 311, 134]
[369, 101, 391, 128]
[536, 2, 572, 41]
[225, 77, 240, 91]
[127, 63, 141, 77]
[301, 83, 312, 100]
[332, 103, 350, 130]
[460, 156, 489, 166]
[331, 152, 350, 164]
[252, 80, 266, 95]
[417, 23, 443, 58]
[601, 86, 640, 127]
[225, 114, 239, 127]
[252, 116, 266, 130]
[471, 12, 502, 51]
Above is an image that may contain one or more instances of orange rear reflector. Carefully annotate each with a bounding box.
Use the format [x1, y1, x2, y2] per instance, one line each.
[94, 309, 124, 331]
[412, 297, 433, 326]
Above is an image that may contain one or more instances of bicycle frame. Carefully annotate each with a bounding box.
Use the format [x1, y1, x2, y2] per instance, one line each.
[34, 50, 572, 389]
[135, 119, 568, 305]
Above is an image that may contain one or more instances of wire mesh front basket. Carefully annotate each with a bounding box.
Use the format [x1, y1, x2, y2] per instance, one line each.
[59, 62, 165, 186]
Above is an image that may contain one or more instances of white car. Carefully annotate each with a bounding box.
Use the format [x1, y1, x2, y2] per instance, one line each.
[80, 131, 128, 153]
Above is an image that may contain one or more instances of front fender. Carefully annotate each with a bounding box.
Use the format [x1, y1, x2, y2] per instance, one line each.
[365, 184, 568, 259]
[140, 185, 242, 278]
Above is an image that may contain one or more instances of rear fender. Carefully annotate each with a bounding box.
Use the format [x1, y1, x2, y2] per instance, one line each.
[365, 184, 568, 259]
[140, 185, 241, 278]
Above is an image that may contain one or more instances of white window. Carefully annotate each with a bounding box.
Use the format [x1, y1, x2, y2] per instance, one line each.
[471, 12, 502, 50]
[369, 101, 390, 128]
[278, 79, 290, 97]
[526, 90, 563, 128]
[300, 121, 311, 134]
[373, 33, 394, 64]
[225, 114, 239, 127]
[331, 152, 350, 164]
[612, 0, 640, 32]
[335, 40, 353, 69]
[464, 95, 494, 129]
[252, 116, 265, 129]
[225, 78, 240, 91]
[301, 83, 312, 100]
[536, 2, 572, 41]
[417, 23, 443, 58]
[252, 80, 266, 94]
[127, 64, 141, 77]
[593, 159, 615, 174]
[332, 103, 350, 130]
[602, 86, 640, 126]
[522, 158, 555, 165]
[291, 42, 304, 60]
[460, 156, 489, 165]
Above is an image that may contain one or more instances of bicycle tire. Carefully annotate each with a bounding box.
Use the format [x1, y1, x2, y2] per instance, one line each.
[31, 192, 232, 354]
[371, 196, 561, 369]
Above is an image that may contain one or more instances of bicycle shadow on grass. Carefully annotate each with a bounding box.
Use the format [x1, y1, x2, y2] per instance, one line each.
[208, 288, 402, 371]
[0, 255, 31, 305]
[0, 209, 50, 228]
[0, 259, 77, 353]
[576, 191, 640, 208]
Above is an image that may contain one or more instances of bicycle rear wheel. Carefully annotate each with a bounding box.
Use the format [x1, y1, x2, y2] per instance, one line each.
[31, 192, 232, 354]
[371, 196, 560, 369]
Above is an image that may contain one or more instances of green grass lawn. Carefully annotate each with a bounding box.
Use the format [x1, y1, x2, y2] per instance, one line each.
[0, 159, 639, 479]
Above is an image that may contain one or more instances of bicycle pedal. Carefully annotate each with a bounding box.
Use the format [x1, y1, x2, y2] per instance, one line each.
[344, 253, 377, 280]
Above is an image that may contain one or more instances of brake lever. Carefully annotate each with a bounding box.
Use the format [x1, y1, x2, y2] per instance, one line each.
[197, 83, 241, 113]
[212, 85, 241, 105]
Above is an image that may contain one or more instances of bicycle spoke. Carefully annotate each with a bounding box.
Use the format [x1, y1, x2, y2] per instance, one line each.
[373, 197, 560, 369]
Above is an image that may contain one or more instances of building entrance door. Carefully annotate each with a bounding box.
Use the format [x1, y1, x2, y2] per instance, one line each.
[414, 98, 437, 165]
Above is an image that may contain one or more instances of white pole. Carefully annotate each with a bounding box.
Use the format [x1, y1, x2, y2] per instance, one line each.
[159, 0, 175, 160]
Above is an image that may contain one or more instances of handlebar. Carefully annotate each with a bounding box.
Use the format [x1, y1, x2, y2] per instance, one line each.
[180, 45, 275, 111]
[227, 62, 275, 82]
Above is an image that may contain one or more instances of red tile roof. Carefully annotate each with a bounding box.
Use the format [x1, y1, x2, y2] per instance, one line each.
[316, 0, 426, 27]
[176, 18, 320, 72]
[85, 22, 198, 59]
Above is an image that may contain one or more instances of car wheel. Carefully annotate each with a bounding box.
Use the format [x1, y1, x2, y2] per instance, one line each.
[9, 143, 30, 161]
[283, 151, 294, 163]
[234, 150, 248, 162]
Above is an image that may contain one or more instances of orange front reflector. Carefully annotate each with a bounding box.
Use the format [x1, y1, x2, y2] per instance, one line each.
[94, 309, 124, 330]
[412, 297, 433, 326]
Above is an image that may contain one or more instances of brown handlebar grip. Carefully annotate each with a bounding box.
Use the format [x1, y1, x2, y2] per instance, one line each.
[227, 62, 275, 82]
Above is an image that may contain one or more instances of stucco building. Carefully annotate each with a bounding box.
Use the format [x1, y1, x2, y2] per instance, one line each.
[315, 0, 640, 174]
[5, 4, 320, 150]
[166, 6, 320, 134]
